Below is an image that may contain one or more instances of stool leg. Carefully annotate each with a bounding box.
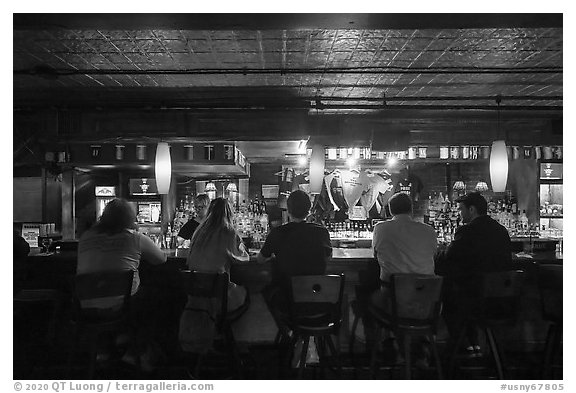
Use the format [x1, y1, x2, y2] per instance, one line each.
[88, 332, 98, 379]
[542, 323, 557, 379]
[316, 336, 326, 379]
[369, 326, 382, 379]
[429, 334, 444, 379]
[297, 336, 310, 379]
[66, 325, 79, 378]
[225, 325, 243, 378]
[325, 334, 342, 378]
[447, 324, 467, 379]
[349, 314, 359, 361]
[403, 334, 412, 380]
[485, 327, 504, 380]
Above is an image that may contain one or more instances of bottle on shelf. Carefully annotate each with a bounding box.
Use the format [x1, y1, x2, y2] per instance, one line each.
[518, 210, 529, 236]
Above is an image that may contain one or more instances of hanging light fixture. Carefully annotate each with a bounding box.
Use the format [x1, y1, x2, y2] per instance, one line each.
[309, 144, 325, 194]
[490, 96, 508, 192]
[155, 142, 171, 194]
[226, 182, 238, 193]
[475, 181, 489, 192]
[453, 180, 466, 191]
[205, 181, 217, 200]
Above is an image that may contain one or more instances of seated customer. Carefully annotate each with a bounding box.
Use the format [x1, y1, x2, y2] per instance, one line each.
[77, 198, 167, 307]
[371, 191, 438, 311]
[186, 197, 249, 312]
[369, 192, 437, 363]
[257, 190, 332, 313]
[435, 192, 513, 356]
[180, 198, 249, 354]
[77, 198, 167, 369]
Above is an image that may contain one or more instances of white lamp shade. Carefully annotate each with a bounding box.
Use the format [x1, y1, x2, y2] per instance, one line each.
[155, 142, 171, 194]
[226, 183, 237, 192]
[309, 144, 325, 194]
[475, 181, 489, 192]
[453, 180, 466, 191]
[489, 140, 508, 192]
[205, 182, 217, 192]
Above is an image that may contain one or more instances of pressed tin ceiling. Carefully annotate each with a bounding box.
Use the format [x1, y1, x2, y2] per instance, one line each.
[13, 14, 563, 114]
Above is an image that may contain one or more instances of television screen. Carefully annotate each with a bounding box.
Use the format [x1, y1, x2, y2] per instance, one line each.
[129, 178, 158, 195]
[540, 163, 562, 180]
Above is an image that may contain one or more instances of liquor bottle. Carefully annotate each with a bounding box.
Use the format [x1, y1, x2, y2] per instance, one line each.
[519, 210, 529, 235]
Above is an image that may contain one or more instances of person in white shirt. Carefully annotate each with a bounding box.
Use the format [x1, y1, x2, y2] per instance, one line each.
[372, 191, 437, 286]
[369, 191, 438, 364]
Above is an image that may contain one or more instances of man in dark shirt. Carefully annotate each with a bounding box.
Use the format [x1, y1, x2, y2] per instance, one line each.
[176, 194, 210, 243]
[435, 192, 512, 276]
[257, 190, 332, 313]
[435, 192, 513, 356]
[258, 190, 332, 286]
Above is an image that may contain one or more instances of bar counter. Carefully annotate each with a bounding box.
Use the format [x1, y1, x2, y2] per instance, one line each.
[21, 246, 561, 353]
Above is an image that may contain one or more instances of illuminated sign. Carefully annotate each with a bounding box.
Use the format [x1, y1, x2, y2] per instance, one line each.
[95, 186, 116, 197]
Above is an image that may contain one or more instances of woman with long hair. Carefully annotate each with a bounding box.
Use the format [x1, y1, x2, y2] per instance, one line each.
[187, 197, 249, 311]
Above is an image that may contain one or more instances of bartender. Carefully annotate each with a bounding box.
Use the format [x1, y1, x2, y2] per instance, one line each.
[176, 193, 210, 246]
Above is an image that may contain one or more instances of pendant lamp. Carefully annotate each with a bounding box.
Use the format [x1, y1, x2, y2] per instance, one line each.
[489, 96, 508, 192]
[475, 181, 489, 192]
[155, 142, 171, 194]
[205, 181, 217, 200]
[309, 144, 325, 194]
[453, 180, 466, 191]
[226, 183, 238, 193]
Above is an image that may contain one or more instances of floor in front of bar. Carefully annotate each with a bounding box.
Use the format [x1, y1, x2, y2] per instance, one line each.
[15, 293, 562, 380]
[15, 339, 562, 380]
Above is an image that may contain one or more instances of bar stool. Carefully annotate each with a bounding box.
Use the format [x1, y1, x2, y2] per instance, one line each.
[538, 264, 562, 379]
[368, 274, 444, 379]
[278, 274, 345, 379]
[178, 270, 250, 378]
[66, 269, 134, 379]
[446, 270, 525, 379]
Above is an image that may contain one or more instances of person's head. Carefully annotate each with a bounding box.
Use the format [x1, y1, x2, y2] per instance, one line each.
[287, 190, 311, 221]
[96, 198, 136, 234]
[456, 192, 488, 223]
[388, 192, 412, 216]
[190, 197, 236, 249]
[194, 193, 210, 220]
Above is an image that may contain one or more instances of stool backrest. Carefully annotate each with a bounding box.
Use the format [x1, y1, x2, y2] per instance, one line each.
[289, 274, 345, 328]
[538, 264, 562, 322]
[73, 269, 134, 321]
[390, 273, 443, 323]
[290, 274, 344, 304]
[179, 270, 229, 329]
[460, 270, 524, 322]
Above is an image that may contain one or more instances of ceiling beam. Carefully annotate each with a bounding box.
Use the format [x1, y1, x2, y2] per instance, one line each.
[13, 13, 562, 31]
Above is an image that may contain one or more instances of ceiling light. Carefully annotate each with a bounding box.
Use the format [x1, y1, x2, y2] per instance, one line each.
[297, 155, 308, 166]
[388, 156, 398, 167]
[453, 180, 466, 191]
[490, 96, 508, 192]
[475, 181, 489, 192]
[155, 142, 171, 194]
[309, 144, 325, 194]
